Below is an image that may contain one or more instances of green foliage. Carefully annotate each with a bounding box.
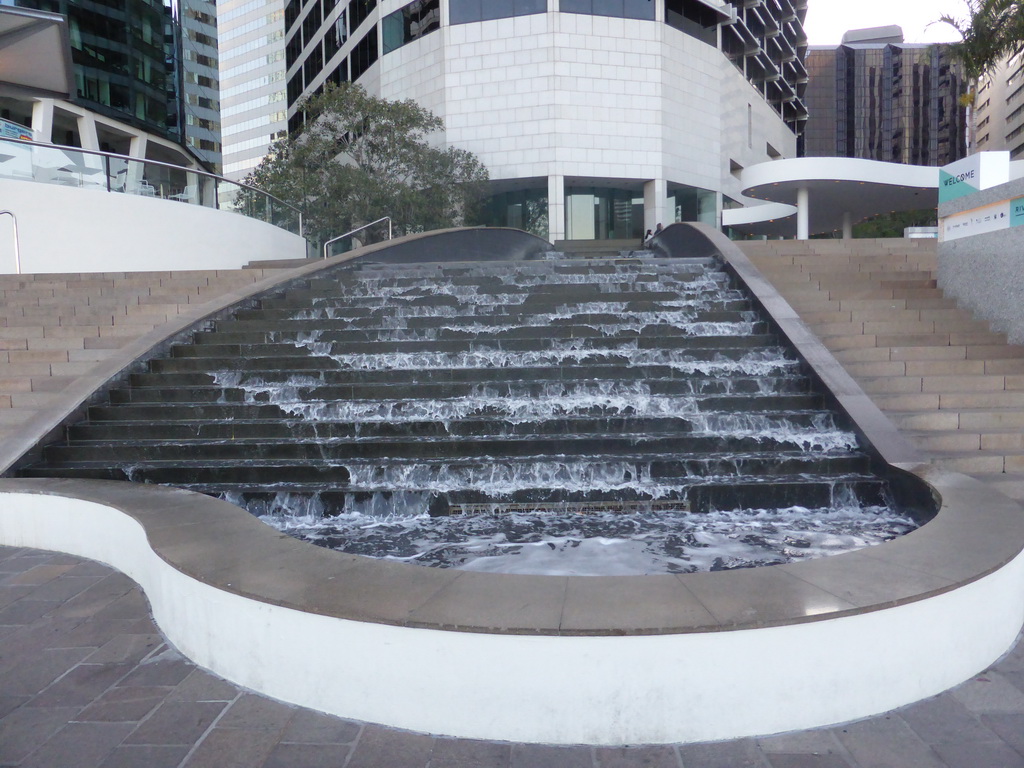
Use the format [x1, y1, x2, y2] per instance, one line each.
[938, 0, 1024, 82]
[244, 83, 489, 250]
[852, 209, 937, 239]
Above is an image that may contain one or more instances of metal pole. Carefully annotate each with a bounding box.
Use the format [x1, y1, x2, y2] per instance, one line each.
[0, 211, 22, 275]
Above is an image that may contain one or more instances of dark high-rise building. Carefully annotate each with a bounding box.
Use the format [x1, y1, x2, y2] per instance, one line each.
[7, 0, 173, 138]
[2, 0, 220, 166]
[803, 26, 969, 166]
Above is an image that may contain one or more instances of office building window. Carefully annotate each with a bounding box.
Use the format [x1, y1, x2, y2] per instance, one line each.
[665, 0, 717, 45]
[349, 0, 375, 30]
[383, 0, 440, 54]
[450, 0, 545, 24]
[350, 27, 378, 80]
[325, 12, 348, 60]
[559, 0, 653, 20]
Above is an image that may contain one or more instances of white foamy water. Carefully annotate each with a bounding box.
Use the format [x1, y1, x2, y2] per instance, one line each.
[201, 257, 920, 575]
[258, 503, 917, 575]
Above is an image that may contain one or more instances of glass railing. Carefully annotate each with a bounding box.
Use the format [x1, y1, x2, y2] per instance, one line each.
[0, 137, 303, 237]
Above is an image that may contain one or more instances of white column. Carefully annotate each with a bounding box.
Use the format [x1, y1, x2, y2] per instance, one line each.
[77, 113, 100, 151]
[644, 178, 668, 235]
[129, 134, 148, 160]
[796, 186, 809, 240]
[547, 174, 565, 244]
[842, 211, 853, 240]
[31, 100, 55, 143]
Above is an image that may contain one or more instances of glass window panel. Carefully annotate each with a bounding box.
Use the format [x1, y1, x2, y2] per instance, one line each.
[560, 0, 590, 12]
[622, 0, 653, 18]
[382, 10, 404, 52]
[449, 0, 481, 23]
[480, 1, 511, 19]
[591, 0, 623, 17]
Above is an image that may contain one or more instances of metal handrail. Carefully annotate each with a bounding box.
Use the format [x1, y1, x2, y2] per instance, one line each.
[322, 217, 393, 259]
[0, 211, 21, 275]
[0, 137, 303, 236]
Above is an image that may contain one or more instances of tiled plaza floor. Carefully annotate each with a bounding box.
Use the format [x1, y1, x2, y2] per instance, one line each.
[2, 543, 1024, 768]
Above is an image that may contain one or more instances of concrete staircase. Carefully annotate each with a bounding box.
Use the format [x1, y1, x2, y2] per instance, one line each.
[0, 268, 286, 443]
[740, 238, 1024, 503]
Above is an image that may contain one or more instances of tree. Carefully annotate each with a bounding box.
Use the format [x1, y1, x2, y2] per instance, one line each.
[933, 1, 1024, 151]
[938, 0, 1022, 83]
[244, 83, 489, 252]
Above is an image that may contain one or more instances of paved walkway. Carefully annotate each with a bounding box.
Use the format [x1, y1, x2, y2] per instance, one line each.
[2, 544, 1024, 767]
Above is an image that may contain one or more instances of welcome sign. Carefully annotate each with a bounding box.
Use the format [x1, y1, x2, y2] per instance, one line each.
[940, 152, 1010, 203]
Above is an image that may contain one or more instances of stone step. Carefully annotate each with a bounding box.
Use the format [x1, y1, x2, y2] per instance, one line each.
[939, 392, 1024, 409]
[869, 393, 942, 411]
[932, 451, 1013, 474]
[165, 334, 786, 363]
[833, 347, 893, 364]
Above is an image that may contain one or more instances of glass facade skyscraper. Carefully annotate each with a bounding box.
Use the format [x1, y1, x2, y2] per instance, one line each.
[803, 39, 968, 166]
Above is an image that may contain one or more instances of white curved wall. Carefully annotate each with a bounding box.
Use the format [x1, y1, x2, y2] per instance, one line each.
[0, 178, 306, 274]
[2, 488, 1022, 746]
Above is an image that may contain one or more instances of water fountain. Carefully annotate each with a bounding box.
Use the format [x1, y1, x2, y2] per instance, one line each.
[2, 224, 1022, 746]
[19, 238, 922, 575]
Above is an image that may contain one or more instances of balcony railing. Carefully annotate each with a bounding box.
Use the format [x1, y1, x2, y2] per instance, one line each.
[0, 137, 303, 237]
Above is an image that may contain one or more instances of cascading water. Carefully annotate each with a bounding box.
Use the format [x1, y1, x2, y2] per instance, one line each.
[20, 253, 918, 575]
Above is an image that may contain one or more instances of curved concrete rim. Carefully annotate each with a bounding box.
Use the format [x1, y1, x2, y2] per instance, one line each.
[1, 225, 1023, 744]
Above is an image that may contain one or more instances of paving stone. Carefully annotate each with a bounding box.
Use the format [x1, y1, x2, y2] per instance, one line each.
[75, 685, 172, 722]
[764, 756, 852, 768]
[995, 646, 1024, 675]
[430, 737, 513, 767]
[594, 744, 679, 767]
[260, 742, 353, 768]
[30, 662, 133, 707]
[85, 633, 162, 664]
[19, 721, 135, 768]
[92, 589, 150, 621]
[54, 574, 136, 619]
[509, 743, 594, 768]
[833, 718, 946, 768]
[0, 647, 94, 696]
[216, 692, 295, 731]
[0, 595, 61, 624]
[0, 584, 34, 609]
[165, 669, 241, 703]
[757, 731, 844, 755]
[117, 652, 194, 687]
[0, 694, 28, 720]
[1, 562, 76, 586]
[898, 692, 1001, 744]
[123, 700, 226, 746]
[346, 724, 435, 768]
[21, 575, 106, 603]
[931, 741, 1024, 768]
[675, 739, 768, 767]
[97, 744, 191, 768]
[180, 726, 281, 768]
[952, 672, 1024, 714]
[279, 708, 361, 744]
[0, 705, 81, 764]
[980, 714, 1024, 756]
[55, 617, 151, 648]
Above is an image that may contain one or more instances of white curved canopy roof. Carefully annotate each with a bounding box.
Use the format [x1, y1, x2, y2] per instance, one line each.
[0, 6, 73, 100]
[724, 157, 939, 237]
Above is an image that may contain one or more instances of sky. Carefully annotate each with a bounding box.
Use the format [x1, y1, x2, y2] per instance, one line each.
[802, 0, 971, 45]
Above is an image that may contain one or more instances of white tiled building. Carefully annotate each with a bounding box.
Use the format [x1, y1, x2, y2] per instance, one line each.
[216, 0, 288, 179]
[285, 0, 807, 241]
